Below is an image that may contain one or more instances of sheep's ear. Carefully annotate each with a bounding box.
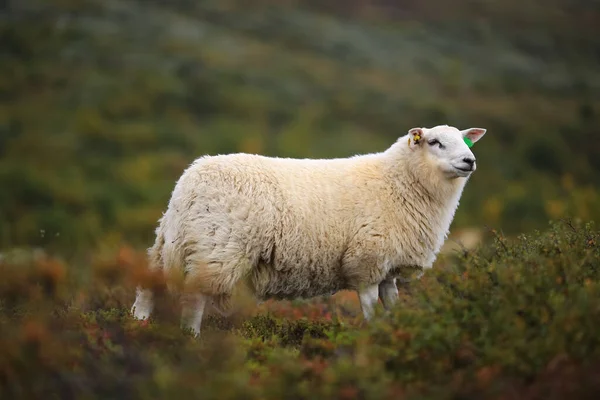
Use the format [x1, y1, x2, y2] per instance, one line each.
[408, 127, 424, 146]
[461, 128, 486, 145]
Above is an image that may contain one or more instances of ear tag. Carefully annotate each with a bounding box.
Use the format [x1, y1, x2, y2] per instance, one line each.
[464, 137, 474, 148]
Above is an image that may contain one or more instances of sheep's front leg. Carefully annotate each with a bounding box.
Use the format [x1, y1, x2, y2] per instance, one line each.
[357, 283, 380, 320]
[378, 277, 398, 310]
[181, 293, 208, 337]
[131, 287, 154, 320]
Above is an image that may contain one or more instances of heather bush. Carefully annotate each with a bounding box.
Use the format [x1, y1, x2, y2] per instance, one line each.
[1, 220, 599, 399]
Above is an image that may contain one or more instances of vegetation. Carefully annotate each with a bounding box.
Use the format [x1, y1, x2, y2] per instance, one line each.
[1, 0, 599, 254]
[1, 220, 599, 399]
[2, 1, 600, 397]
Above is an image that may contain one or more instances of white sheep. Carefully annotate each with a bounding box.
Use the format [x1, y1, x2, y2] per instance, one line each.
[131, 125, 487, 336]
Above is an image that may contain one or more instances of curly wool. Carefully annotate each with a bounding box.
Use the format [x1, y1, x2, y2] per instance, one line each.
[148, 136, 468, 311]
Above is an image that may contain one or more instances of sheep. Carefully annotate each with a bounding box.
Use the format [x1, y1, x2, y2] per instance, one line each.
[131, 124, 487, 336]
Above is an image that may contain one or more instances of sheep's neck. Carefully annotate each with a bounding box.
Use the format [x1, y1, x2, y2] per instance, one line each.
[384, 153, 468, 263]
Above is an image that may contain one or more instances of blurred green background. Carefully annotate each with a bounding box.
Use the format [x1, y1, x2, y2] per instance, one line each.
[1, 0, 599, 255]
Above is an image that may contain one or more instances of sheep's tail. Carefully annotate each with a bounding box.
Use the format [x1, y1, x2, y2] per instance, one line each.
[148, 212, 233, 316]
[147, 225, 166, 272]
[146, 213, 186, 293]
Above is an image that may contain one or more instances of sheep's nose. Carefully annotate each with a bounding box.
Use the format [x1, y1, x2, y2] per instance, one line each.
[463, 157, 476, 167]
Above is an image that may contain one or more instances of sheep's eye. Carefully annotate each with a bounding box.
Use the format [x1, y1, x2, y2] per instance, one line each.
[428, 139, 444, 149]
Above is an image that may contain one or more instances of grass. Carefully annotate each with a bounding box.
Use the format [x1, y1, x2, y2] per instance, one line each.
[1, 219, 599, 399]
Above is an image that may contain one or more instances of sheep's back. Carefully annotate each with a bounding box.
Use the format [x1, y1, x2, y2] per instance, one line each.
[171, 154, 362, 298]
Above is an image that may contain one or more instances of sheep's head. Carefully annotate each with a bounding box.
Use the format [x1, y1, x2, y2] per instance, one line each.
[408, 125, 486, 179]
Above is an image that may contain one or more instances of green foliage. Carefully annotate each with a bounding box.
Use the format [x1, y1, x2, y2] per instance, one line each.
[1, 0, 600, 253]
[1, 221, 599, 399]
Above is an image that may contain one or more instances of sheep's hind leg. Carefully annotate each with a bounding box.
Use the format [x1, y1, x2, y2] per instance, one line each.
[378, 278, 398, 310]
[131, 233, 164, 321]
[131, 287, 154, 321]
[181, 292, 208, 337]
[357, 283, 380, 320]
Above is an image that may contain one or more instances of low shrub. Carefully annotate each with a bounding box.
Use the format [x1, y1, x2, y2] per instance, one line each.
[0, 220, 599, 399]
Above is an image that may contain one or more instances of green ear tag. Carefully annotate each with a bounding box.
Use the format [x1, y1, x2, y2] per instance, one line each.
[464, 137, 474, 148]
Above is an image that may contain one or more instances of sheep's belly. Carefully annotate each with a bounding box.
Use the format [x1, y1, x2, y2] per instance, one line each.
[249, 263, 348, 301]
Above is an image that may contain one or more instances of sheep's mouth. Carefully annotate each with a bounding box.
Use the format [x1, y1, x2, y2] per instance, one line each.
[452, 166, 475, 177]
[454, 167, 473, 172]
